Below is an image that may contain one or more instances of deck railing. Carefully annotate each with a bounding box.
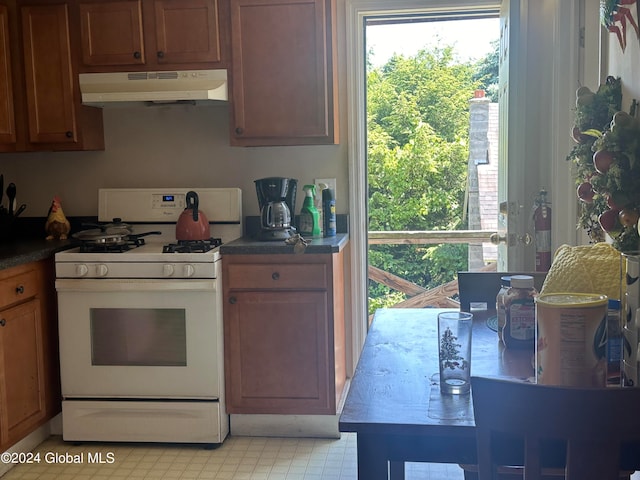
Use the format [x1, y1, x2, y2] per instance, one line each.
[368, 229, 497, 310]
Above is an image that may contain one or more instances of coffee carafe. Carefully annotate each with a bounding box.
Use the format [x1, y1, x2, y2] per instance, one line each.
[254, 177, 298, 241]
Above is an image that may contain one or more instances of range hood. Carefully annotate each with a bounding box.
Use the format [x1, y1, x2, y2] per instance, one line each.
[79, 69, 228, 106]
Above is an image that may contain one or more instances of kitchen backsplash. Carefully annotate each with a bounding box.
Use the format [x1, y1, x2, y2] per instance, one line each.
[0, 105, 347, 220]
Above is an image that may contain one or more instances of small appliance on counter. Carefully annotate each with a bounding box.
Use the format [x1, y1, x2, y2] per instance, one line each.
[254, 177, 298, 241]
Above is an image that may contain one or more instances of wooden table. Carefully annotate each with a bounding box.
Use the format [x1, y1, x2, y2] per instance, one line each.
[339, 308, 535, 480]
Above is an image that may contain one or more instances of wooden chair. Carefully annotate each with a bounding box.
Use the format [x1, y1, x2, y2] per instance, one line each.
[470, 376, 640, 480]
[457, 271, 546, 312]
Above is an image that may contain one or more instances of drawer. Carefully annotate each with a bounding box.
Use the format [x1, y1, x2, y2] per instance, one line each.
[0, 269, 39, 308]
[226, 263, 327, 290]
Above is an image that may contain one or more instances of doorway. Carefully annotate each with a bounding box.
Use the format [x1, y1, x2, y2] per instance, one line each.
[365, 14, 500, 314]
[345, 0, 587, 373]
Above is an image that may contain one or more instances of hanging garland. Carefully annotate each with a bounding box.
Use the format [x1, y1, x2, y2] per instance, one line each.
[568, 76, 640, 253]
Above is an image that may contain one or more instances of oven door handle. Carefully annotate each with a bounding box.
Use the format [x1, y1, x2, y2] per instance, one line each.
[55, 279, 217, 292]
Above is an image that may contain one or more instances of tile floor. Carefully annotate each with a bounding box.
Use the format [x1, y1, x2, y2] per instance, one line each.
[0, 434, 465, 480]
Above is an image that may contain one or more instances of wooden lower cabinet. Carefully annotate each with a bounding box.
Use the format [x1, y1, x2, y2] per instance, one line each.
[0, 260, 60, 450]
[223, 252, 345, 415]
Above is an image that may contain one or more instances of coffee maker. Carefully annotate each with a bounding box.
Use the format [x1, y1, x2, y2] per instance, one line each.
[254, 177, 298, 241]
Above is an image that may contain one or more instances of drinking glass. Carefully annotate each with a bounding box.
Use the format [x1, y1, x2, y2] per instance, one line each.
[438, 311, 473, 394]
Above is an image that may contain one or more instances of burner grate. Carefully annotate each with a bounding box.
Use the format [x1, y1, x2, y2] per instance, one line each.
[163, 238, 222, 253]
[79, 238, 146, 253]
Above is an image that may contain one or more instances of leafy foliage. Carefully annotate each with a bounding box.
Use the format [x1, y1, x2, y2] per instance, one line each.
[565, 76, 640, 251]
[367, 45, 485, 312]
[472, 39, 499, 101]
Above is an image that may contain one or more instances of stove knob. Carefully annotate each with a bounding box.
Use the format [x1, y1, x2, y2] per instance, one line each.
[76, 264, 89, 277]
[184, 264, 195, 277]
[163, 264, 175, 277]
[96, 264, 109, 277]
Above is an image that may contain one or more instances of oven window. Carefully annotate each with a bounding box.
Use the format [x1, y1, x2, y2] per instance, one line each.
[90, 308, 187, 366]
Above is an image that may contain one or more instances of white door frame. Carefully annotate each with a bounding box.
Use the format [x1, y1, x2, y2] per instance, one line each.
[344, 0, 501, 370]
[344, 0, 592, 370]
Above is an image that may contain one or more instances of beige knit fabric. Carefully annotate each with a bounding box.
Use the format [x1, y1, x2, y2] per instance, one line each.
[540, 243, 622, 300]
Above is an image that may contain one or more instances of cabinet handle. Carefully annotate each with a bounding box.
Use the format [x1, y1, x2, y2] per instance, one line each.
[229, 297, 237, 304]
[16, 285, 24, 294]
[0, 319, 5, 327]
[133, 51, 141, 59]
[272, 272, 280, 281]
[235, 127, 244, 135]
[65, 131, 73, 138]
[157, 51, 165, 58]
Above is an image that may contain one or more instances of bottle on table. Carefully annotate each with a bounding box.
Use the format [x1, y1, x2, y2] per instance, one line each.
[503, 275, 537, 349]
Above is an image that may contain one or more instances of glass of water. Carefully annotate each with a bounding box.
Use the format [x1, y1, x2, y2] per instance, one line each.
[438, 311, 473, 394]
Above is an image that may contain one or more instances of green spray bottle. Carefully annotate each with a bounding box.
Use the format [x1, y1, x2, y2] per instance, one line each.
[299, 185, 321, 237]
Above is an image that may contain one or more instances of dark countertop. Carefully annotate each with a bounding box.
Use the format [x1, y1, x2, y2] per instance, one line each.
[0, 239, 76, 270]
[220, 233, 349, 255]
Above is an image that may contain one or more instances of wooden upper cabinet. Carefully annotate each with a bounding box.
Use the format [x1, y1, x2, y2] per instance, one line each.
[79, 0, 145, 67]
[229, 0, 338, 146]
[19, 2, 104, 151]
[0, 5, 16, 145]
[154, 0, 222, 65]
[78, 0, 227, 72]
[21, 4, 77, 145]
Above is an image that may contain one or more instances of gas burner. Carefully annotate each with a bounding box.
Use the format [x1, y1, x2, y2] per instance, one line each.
[163, 238, 223, 253]
[79, 238, 147, 253]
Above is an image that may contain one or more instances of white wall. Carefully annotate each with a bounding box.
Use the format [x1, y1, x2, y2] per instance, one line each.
[606, 26, 640, 111]
[0, 104, 349, 219]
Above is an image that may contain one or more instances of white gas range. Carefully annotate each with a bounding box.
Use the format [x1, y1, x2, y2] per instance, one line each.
[54, 188, 242, 445]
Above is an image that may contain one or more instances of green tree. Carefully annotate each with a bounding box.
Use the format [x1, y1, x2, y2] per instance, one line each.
[367, 45, 479, 312]
[473, 39, 499, 101]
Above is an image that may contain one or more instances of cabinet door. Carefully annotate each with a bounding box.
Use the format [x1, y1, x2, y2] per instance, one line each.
[153, 0, 222, 65]
[0, 5, 15, 144]
[230, 0, 337, 146]
[21, 4, 77, 144]
[0, 300, 46, 445]
[224, 290, 335, 414]
[79, 0, 145, 66]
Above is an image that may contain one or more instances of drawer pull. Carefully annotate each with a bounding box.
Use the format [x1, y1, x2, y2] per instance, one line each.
[0, 319, 5, 327]
[229, 297, 237, 304]
[272, 272, 280, 280]
[16, 285, 24, 294]
[133, 51, 141, 59]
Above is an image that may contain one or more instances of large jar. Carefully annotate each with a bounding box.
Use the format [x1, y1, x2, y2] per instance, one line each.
[503, 275, 537, 349]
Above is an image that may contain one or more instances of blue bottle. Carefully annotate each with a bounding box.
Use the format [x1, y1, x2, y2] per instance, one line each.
[322, 187, 336, 237]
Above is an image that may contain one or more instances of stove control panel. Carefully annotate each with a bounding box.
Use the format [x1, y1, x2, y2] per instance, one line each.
[98, 188, 242, 224]
[152, 193, 186, 211]
[56, 262, 219, 279]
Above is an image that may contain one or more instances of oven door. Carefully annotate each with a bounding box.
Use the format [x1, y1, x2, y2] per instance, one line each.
[55, 278, 222, 399]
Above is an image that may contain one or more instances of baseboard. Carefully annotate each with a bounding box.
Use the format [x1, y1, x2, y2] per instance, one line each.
[230, 380, 351, 439]
[230, 413, 340, 438]
[0, 421, 54, 477]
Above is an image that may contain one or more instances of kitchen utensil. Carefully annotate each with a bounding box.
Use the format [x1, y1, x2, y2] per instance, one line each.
[81, 218, 134, 236]
[13, 204, 26, 217]
[72, 229, 161, 246]
[175, 191, 210, 241]
[6, 183, 16, 216]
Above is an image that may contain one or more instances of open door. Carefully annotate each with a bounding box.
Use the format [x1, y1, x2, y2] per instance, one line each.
[497, 0, 530, 271]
